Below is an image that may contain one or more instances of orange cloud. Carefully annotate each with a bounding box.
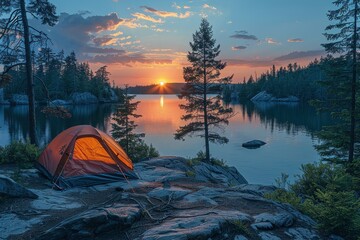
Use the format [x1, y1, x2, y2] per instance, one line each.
[141, 6, 191, 19]
[288, 38, 304, 43]
[132, 12, 163, 23]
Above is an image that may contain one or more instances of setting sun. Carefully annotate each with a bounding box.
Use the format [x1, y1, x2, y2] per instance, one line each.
[159, 81, 165, 86]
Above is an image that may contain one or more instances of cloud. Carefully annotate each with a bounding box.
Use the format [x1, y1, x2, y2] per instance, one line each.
[230, 31, 258, 41]
[172, 3, 181, 9]
[150, 48, 172, 52]
[227, 21, 232, 24]
[110, 31, 123, 37]
[288, 38, 304, 43]
[119, 36, 131, 41]
[274, 50, 326, 61]
[172, 3, 191, 9]
[203, 4, 217, 10]
[132, 12, 163, 23]
[29, 12, 171, 66]
[179, 12, 191, 18]
[141, 6, 191, 19]
[265, 38, 280, 45]
[225, 59, 271, 67]
[93, 36, 117, 46]
[34, 12, 125, 55]
[225, 49, 326, 67]
[232, 46, 247, 51]
[90, 52, 172, 65]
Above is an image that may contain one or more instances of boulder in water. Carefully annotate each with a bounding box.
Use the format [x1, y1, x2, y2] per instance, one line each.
[242, 140, 266, 149]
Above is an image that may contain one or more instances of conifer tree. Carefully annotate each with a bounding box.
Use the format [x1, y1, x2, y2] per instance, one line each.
[322, 0, 360, 162]
[174, 19, 234, 162]
[0, 0, 58, 145]
[111, 86, 159, 161]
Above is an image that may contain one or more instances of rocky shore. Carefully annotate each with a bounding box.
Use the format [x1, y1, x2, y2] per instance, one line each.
[1, 89, 119, 106]
[251, 91, 299, 102]
[0, 157, 340, 240]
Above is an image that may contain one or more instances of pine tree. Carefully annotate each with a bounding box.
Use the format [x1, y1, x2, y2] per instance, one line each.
[111, 86, 159, 161]
[174, 19, 234, 162]
[0, 0, 58, 145]
[322, 0, 360, 162]
[62, 51, 78, 97]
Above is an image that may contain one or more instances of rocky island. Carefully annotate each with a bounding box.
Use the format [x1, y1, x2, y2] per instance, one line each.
[0, 157, 337, 240]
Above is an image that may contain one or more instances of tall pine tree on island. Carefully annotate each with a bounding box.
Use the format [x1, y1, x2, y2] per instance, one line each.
[174, 19, 234, 162]
[111, 86, 159, 162]
[322, 0, 360, 163]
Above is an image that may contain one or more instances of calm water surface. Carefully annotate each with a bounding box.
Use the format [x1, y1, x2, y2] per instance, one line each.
[0, 95, 332, 184]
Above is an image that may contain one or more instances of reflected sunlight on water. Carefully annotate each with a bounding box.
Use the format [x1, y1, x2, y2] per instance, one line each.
[0, 95, 333, 184]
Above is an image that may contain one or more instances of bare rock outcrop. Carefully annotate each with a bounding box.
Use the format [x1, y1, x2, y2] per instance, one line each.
[0, 157, 339, 240]
[251, 91, 299, 102]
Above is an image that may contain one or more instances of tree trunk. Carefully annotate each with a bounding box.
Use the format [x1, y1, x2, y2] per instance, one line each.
[349, 0, 358, 163]
[20, 0, 37, 145]
[203, 40, 210, 162]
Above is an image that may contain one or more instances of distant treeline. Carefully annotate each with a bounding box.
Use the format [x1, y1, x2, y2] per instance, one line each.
[127, 83, 227, 94]
[223, 58, 329, 102]
[4, 49, 121, 102]
[127, 83, 185, 94]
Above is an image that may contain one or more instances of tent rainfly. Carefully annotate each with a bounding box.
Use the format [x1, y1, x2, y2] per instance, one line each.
[37, 125, 137, 189]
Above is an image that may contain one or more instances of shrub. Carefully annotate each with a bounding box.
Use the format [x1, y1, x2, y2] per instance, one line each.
[302, 190, 360, 236]
[267, 162, 360, 239]
[264, 189, 303, 210]
[291, 163, 354, 199]
[185, 170, 196, 177]
[0, 141, 40, 168]
[190, 151, 227, 167]
[186, 158, 201, 167]
[228, 220, 258, 239]
[130, 141, 159, 162]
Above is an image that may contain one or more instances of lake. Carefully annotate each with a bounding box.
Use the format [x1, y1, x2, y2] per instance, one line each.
[0, 95, 332, 185]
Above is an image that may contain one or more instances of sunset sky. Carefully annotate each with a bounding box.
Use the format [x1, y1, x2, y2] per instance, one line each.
[39, 0, 333, 86]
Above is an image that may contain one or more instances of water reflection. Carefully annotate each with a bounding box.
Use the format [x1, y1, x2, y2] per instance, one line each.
[2, 104, 114, 146]
[0, 96, 332, 148]
[236, 101, 332, 136]
[0, 95, 333, 184]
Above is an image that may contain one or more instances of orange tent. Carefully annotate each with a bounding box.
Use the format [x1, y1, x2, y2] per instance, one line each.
[37, 125, 137, 189]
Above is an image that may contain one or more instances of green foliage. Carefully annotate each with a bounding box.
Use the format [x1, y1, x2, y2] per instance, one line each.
[291, 163, 354, 198]
[3, 49, 117, 102]
[186, 158, 201, 167]
[274, 173, 289, 189]
[232, 59, 325, 102]
[0, 141, 40, 168]
[228, 220, 258, 239]
[267, 163, 360, 239]
[130, 141, 159, 162]
[347, 159, 360, 191]
[303, 190, 360, 236]
[188, 151, 227, 167]
[313, 55, 360, 164]
[112, 87, 159, 162]
[321, 0, 360, 163]
[175, 19, 234, 162]
[185, 170, 196, 177]
[265, 189, 303, 210]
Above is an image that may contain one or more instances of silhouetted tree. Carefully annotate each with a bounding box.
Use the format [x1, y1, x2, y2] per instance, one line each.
[322, 0, 360, 162]
[91, 66, 111, 99]
[0, 0, 58, 145]
[111, 86, 159, 161]
[61, 51, 78, 97]
[174, 19, 234, 162]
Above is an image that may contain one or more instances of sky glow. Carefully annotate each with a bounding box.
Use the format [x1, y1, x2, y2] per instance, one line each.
[41, 0, 333, 86]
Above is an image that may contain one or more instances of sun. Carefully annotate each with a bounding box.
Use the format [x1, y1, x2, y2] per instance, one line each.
[159, 81, 165, 86]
